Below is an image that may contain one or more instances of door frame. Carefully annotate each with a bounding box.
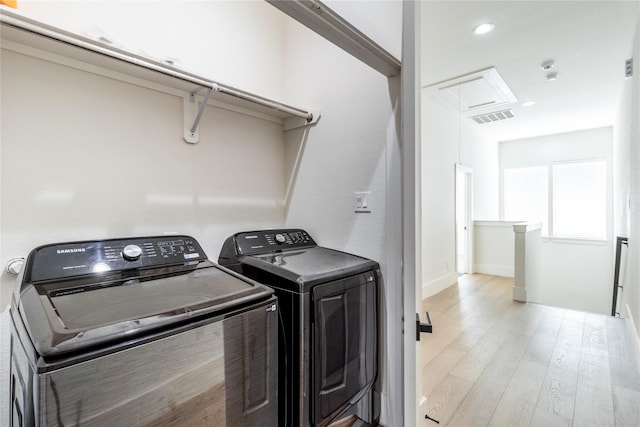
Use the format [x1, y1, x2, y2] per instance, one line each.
[455, 163, 473, 275]
[401, 1, 421, 425]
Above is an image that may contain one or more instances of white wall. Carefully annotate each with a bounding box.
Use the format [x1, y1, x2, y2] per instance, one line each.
[615, 9, 640, 352]
[474, 220, 519, 277]
[324, 0, 402, 60]
[499, 127, 614, 315]
[16, 0, 286, 101]
[281, 23, 389, 267]
[421, 91, 499, 297]
[466, 126, 499, 220]
[499, 127, 614, 174]
[526, 238, 612, 314]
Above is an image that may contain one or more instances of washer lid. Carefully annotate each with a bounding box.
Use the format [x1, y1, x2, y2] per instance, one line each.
[18, 262, 273, 357]
[240, 246, 379, 290]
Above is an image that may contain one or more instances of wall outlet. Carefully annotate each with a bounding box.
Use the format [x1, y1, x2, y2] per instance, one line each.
[354, 191, 371, 213]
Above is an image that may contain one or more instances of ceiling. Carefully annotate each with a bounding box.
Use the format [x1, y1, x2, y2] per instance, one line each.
[421, 0, 640, 142]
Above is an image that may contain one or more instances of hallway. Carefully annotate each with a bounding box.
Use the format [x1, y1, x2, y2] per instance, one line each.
[420, 274, 640, 426]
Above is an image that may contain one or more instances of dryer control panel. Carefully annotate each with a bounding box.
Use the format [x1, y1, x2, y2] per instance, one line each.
[231, 229, 317, 256]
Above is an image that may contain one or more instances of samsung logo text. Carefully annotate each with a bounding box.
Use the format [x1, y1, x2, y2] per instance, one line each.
[57, 248, 86, 254]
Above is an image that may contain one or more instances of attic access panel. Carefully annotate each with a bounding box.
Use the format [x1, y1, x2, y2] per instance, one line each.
[425, 67, 517, 113]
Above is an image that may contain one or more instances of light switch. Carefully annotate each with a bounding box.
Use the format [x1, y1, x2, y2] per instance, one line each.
[354, 191, 371, 213]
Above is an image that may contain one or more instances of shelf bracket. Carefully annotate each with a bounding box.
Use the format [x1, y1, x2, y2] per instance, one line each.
[184, 84, 218, 144]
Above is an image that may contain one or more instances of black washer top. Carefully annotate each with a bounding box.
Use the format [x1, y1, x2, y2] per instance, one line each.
[240, 247, 378, 289]
[13, 235, 273, 357]
[219, 229, 379, 292]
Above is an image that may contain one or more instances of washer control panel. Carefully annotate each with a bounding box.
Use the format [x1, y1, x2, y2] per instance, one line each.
[234, 229, 316, 256]
[26, 235, 207, 282]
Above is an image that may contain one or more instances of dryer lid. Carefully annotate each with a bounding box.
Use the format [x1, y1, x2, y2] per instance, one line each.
[240, 246, 379, 289]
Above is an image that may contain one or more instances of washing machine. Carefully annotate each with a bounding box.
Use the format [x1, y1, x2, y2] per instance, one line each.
[219, 229, 379, 427]
[9, 235, 278, 426]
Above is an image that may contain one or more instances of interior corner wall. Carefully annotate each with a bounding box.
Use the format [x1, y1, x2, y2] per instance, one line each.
[420, 92, 499, 298]
[280, 22, 390, 280]
[280, 16, 397, 425]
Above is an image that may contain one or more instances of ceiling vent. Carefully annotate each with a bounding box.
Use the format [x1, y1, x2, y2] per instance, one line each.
[470, 109, 516, 124]
[424, 67, 517, 113]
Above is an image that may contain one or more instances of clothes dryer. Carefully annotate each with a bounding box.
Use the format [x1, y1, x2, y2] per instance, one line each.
[219, 229, 379, 427]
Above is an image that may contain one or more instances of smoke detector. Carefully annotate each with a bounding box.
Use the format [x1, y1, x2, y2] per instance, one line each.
[541, 60, 555, 70]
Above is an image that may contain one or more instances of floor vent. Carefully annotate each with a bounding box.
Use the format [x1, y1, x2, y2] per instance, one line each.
[470, 109, 515, 124]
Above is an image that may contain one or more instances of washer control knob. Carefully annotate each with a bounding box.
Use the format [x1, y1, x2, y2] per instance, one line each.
[275, 233, 286, 244]
[122, 245, 143, 261]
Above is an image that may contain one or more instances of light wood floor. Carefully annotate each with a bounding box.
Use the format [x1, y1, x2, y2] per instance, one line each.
[419, 274, 640, 427]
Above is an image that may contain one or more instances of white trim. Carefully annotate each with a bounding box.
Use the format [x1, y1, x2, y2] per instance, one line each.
[455, 163, 473, 173]
[541, 236, 609, 245]
[474, 220, 523, 228]
[473, 263, 514, 277]
[513, 222, 543, 233]
[265, 0, 401, 77]
[422, 272, 458, 298]
[625, 304, 640, 375]
[512, 286, 527, 302]
[455, 164, 474, 275]
[401, 1, 421, 425]
[384, 86, 403, 427]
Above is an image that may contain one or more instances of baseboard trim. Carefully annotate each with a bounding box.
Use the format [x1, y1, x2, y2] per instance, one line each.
[473, 263, 514, 278]
[625, 304, 640, 374]
[512, 286, 527, 302]
[422, 272, 458, 298]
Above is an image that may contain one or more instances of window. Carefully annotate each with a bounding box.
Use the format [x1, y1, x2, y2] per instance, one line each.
[552, 160, 606, 239]
[503, 159, 606, 240]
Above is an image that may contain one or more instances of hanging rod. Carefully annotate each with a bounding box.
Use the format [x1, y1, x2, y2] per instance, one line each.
[217, 85, 313, 122]
[0, 9, 315, 124]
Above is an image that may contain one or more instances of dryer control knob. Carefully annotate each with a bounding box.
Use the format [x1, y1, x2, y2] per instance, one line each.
[122, 245, 143, 261]
[275, 233, 286, 244]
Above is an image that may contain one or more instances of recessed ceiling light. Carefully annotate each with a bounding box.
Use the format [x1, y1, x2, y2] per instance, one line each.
[522, 101, 536, 107]
[472, 23, 495, 35]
